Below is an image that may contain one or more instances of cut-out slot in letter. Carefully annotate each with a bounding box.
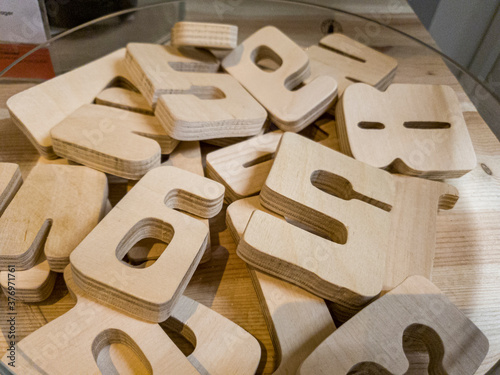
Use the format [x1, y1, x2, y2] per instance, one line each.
[206, 116, 338, 203]
[238, 133, 458, 321]
[125, 43, 220, 106]
[298, 276, 489, 375]
[155, 72, 267, 141]
[125, 43, 266, 141]
[95, 87, 154, 115]
[70, 166, 225, 322]
[336, 83, 477, 179]
[0, 265, 260, 374]
[222, 26, 337, 132]
[305, 33, 398, 95]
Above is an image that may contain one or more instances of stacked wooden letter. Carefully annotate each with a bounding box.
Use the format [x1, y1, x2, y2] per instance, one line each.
[0, 19, 487, 375]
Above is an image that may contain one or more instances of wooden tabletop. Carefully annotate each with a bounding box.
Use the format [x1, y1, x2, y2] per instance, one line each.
[1, 7, 499, 375]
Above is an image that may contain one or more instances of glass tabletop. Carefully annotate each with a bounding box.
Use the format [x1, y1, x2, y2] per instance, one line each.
[0, 0, 499, 136]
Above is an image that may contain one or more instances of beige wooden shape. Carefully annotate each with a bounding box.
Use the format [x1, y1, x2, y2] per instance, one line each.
[51, 104, 179, 180]
[125, 43, 220, 105]
[337, 83, 477, 178]
[238, 133, 458, 320]
[171, 21, 238, 49]
[227, 196, 336, 374]
[164, 294, 261, 374]
[0, 164, 54, 303]
[0, 266, 199, 374]
[7, 49, 131, 159]
[298, 276, 489, 375]
[70, 166, 225, 322]
[305, 33, 398, 94]
[206, 117, 338, 202]
[1, 265, 260, 374]
[386, 175, 458, 291]
[95, 87, 153, 115]
[0, 254, 56, 303]
[127, 141, 212, 264]
[222, 26, 337, 132]
[155, 72, 267, 141]
[0, 165, 108, 272]
[0, 163, 22, 216]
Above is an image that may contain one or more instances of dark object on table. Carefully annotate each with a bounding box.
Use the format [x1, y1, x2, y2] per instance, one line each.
[45, 0, 138, 29]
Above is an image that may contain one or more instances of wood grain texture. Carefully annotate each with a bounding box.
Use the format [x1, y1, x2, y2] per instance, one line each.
[0, 163, 22, 216]
[227, 196, 336, 374]
[222, 26, 337, 132]
[6, 49, 131, 159]
[206, 116, 338, 202]
[127, 141, 213, 264]
[337, 83, 477, 178]
[155, 72, 267, 141]
[239, 133, 458, 320]
[70, 166, 225, 322]
[0, 255, 56, 303]
[0, 165, 108, 272]
[298, 276, 489, 375]
[305, 33, 398, 94]
[51, 104, 179, 179]
[0, 10, 499, 374]
[95, 87, 154, 115]
[171, 21, 238, 49]
[125, 43, 220, 105]
[1, 266, 199, 374]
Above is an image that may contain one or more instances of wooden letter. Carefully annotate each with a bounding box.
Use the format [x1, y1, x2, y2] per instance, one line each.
[51, 104, 179, 179]
[227, 196, 336, 374]
[70, 166, 225, 322]
[238, 133, 458, 320]
[125, 43, 220, 105]
[222, 26, 337, 132]
[0, 165, 108, 272]
[305, 33, 398, 94]
[298, 276, 488, 375]
[171, 21, 238, 49]
[336, 83, 477, 178]
[7, 49, 132, 158]
[207, 116, 338, 202]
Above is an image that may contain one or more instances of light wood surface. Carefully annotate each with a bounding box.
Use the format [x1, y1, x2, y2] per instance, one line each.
[305, 33, 398, 94]
[6, 49, 132, 159]
[227, 196, 336, 374]
[163, 294, 261, 374]
[51, 103, 179, 179]
[127, 141, 213, 264]
[1, 266, 260, 374]
[0, 164, 108, 272]
[155, 71, 267, 141]
[125, 43, 220, 105]
[0, 163, 21, 216]
[0, 10, 499, 375]
[222, 26, 338, 132]
[298, 275, 489, 375]
[70, 166, 225, 322]
[95, 87, 154, 115]
[0, 159, 109, 303]
[239, 132, 459, 320]
[337, 83, 477, 178]
[1, 266, 199, 374]
[171, 21, 238, 49]
[206, 116, 338, 202]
